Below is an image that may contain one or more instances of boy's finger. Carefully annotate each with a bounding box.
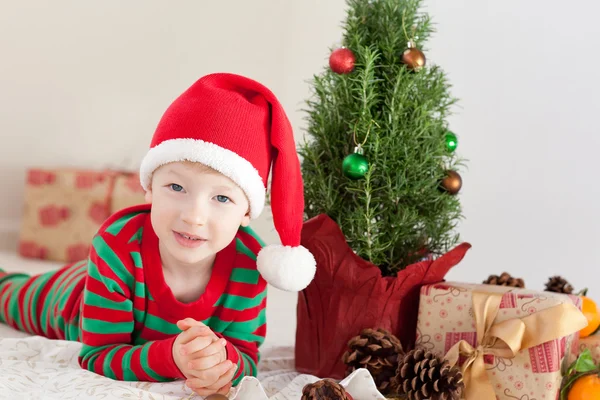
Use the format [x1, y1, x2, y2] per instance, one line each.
[178, 326, 210, 344]
[177, 318, 205, 330]
[188, 387, 217, 397]
[176, 320, 188, 330]
[188, 352, 222, 371]
[205, 364, 237, 390]
[215, 360, 235, 377]
[180, 335, 215, 357]
[216, 381, 233, 395]
[205, 381, 232, 396]
[188, 359, 233, 382]
[187, 364, 235, 392]
[187, 338, 226, 359]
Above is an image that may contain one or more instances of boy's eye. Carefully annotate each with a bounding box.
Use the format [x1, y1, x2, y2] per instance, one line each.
[216, 195, 230, 203]
[170, 184, 184, 192]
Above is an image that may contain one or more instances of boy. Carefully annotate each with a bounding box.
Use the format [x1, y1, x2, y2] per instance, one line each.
[0, 73, 316, 396]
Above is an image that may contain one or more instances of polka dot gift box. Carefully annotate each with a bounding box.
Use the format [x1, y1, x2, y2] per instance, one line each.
[18, 168, 146, 263]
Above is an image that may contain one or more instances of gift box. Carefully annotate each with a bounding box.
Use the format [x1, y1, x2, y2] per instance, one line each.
[570, 333, 600, 365]
[415, 282, 587, 400]
[19, 168, 146, 263]
[110, 172, 147, 213]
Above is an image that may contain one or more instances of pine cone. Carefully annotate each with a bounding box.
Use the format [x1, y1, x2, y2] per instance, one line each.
[483, 272, 525, 288]
[545, 275, 574, 294]
[392, 348, 464, 400]
[341, 328, 403, 394]
[301, 379, 353, 400]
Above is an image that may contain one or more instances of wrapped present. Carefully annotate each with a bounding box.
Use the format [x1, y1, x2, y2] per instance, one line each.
[570, 333, 600, 365]
[415, 282, 587, 400]
[19, 168, 146, 263]
[109, 172, 146, 213]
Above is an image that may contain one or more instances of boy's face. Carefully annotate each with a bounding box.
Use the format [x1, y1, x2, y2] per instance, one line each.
[145, 161, 251, 268]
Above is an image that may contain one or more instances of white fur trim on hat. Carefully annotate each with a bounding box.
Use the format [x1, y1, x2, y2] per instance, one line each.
[256, 244, 316, 292]
[139, 138, 265, 219]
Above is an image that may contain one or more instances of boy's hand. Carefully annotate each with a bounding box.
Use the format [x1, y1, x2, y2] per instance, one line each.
[172, 322, 216, 378]
[176, 319, 227, 369]
[174, 318, 236, 396]
[177, 318, 227, 370]
[185, 363, 237, 397]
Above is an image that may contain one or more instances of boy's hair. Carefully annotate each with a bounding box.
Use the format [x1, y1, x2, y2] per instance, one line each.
[138, 73, 316, 293]
[150, 161, 251, 208]
[181, 160, 214, 173]
[148, 161, 212, 187]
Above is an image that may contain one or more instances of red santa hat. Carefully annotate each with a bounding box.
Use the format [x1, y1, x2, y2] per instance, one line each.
[139, 72, 316, 292]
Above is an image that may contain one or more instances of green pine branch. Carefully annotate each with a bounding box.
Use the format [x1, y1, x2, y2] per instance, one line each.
[299, 0, 465, 275]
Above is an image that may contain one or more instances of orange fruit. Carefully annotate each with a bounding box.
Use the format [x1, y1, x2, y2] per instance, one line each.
[580, 296, 600, 338]
[568, 374, 600, 400]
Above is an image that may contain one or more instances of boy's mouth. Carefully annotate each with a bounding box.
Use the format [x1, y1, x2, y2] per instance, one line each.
[173, 231, 207, 248]
[177, 231, 205, 240]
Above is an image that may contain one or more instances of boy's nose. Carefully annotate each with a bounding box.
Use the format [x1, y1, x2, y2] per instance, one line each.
[181, 202, 207, 226]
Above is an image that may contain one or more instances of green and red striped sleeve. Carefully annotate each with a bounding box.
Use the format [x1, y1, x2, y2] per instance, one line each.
[214, 228, 267, 385]
[78, 218, 184, 382]
[219, 283, 267, 385]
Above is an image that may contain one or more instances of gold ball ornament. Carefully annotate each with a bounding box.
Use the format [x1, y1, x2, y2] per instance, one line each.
[204, 395, 229, 400]
[440, 170, 462, 195]
[401, 40, 426, 71]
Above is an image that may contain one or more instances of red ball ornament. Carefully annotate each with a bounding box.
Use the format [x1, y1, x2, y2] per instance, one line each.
[329, 48, 356, 74]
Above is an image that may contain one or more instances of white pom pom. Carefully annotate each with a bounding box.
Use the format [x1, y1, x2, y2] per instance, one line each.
[256, 244, 316, 292]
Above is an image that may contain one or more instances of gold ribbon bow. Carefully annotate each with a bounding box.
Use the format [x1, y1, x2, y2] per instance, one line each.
[445, 290, 588, 400]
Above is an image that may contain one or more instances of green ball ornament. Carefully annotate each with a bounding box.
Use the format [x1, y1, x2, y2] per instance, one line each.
[445, 131, 458, 153]
[342, 152, 369, 180]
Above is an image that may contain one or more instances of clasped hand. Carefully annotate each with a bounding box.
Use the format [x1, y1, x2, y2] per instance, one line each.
[172, 318, 236, 396]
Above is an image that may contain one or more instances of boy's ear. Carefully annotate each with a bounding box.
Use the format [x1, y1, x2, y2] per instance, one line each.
[240, 210, 251, 227]
[144, 189, 153, 204]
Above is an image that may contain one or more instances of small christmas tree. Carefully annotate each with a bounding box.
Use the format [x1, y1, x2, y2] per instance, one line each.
[295, 0, 471, 379]
[299, 0, 464, 276]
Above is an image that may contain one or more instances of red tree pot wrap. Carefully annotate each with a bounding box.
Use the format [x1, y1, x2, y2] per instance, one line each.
[295, 214, 471, 379]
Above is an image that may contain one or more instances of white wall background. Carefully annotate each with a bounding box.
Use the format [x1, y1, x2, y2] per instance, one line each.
[1, 0, 599, 344]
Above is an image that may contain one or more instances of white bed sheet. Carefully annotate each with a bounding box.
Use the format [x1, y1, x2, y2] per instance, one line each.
[0, 323, 385, 400]
[0, 248, 384, 399]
